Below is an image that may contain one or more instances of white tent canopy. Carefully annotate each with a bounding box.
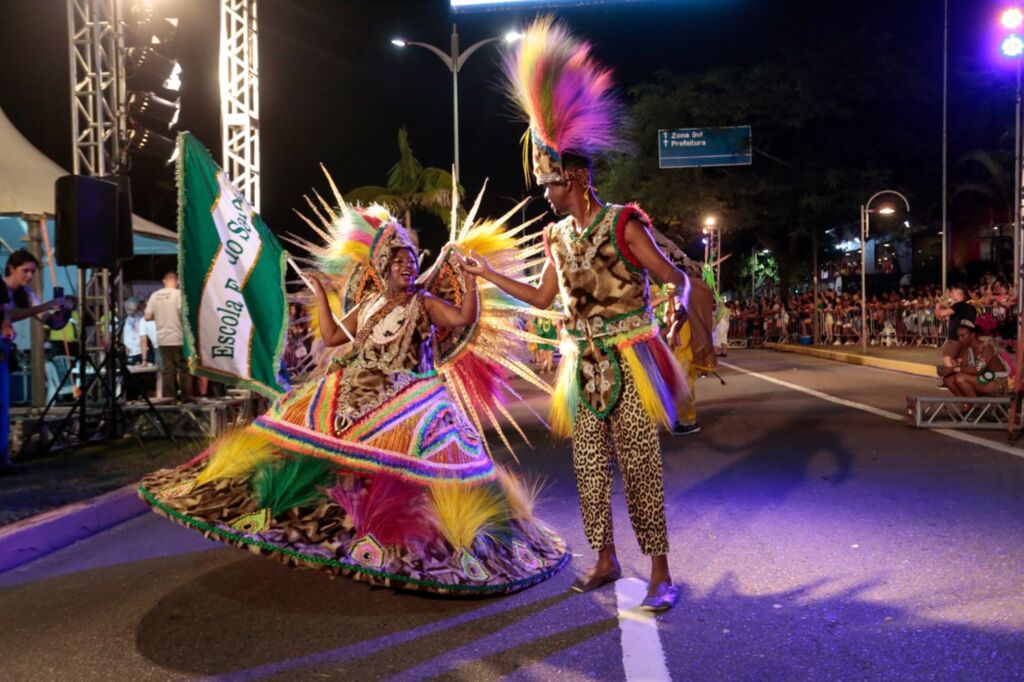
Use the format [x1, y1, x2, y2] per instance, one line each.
[0, 105, 176, 241]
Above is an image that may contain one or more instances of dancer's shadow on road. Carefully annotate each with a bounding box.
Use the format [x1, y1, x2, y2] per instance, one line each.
[134, 552, 580, 677]
[666, 413, 855, 527]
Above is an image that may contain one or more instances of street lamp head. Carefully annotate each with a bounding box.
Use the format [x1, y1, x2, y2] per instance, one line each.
[391, 38, 407, 48]
[878, 205, 896, 215]
[1003, 34, 1024, 57]
[1002, 7, 1024, 30]
[704, 215, 717, 227]
[504, 31, 523, 44]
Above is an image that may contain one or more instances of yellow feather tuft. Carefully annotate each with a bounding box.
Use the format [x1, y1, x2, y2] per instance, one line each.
[457, 220, 517, 259]
[429, 483, 510, 550]
[307, 286, 344, 341]
[620, 346, 673, 430]
[495, 466, 545, 523]
[196, 426, 277, 485]
[549, 339, 579, 439]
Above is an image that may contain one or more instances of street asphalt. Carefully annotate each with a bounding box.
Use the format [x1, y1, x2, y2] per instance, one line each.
[1, 349, 1022, 681]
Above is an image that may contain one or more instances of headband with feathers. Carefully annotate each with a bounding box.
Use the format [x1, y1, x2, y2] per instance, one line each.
[501, 16, 625, 185]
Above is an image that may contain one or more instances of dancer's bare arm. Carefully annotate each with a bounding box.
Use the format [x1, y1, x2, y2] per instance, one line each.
[622, 219, 690, 347]
[308, 276, 358, 347]
[464, 252, 559, 310]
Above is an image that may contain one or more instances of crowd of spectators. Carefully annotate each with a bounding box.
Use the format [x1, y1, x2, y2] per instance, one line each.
[722, 274, 1019, 348]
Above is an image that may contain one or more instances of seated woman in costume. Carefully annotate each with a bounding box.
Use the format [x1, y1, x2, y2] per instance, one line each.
[939, 319, 1012, 398]
[139, 204, 568, 596]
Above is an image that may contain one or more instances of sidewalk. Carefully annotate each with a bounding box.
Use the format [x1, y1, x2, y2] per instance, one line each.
[764, 342, 937, 377]
[1, 437, 202, 528]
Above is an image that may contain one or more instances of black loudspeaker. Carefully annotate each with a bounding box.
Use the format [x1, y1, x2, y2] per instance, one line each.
[106, 174, 134, 262]
[55, 175, 120, 269]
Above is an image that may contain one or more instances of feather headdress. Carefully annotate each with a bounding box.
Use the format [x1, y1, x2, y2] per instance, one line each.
[502, 16, 625, 185]
[288, 167, 414, 284]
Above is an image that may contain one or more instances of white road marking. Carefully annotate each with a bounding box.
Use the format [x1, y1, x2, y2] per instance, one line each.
[615, 577, 672, 682]
[721, 361, 1024, 460]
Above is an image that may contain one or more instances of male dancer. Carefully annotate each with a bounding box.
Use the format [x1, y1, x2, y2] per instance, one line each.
[466, 17, 708, 611]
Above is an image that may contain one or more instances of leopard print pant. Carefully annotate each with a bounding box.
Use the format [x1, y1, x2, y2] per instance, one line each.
[571, 367, 669, 556]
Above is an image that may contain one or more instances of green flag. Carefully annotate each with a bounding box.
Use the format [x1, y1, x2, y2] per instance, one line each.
[177, 132, 288, 397]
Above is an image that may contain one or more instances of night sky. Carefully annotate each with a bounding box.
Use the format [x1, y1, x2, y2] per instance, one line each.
[0, 0, 1002, 258]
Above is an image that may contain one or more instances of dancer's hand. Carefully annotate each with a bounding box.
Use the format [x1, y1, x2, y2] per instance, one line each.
[667, 308, 685, 349]
[304, 273, 326, 296]
[462, 251, 492, 278]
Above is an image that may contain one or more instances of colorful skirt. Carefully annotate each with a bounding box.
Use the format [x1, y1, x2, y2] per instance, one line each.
[138, 371, 569, 596]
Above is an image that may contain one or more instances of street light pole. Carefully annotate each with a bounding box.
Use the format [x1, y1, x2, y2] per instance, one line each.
[1015, 58, 1022, 301]
[861, 204, 868, 355]
[941, 0, 948, 293]
[392, 25, 519, 181]
[860, 190, 911, 355]
[451, 26, 461, 182]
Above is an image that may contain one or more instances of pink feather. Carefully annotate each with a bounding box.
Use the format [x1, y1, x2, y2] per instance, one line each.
[329, 475, 437, 549]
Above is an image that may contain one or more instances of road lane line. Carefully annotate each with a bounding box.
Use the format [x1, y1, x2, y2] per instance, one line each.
[720, 361, 1024, 460]
[615, 577, 671, 682]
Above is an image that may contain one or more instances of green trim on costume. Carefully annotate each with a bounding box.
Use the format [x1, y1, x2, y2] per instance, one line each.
[570, 204, 610, 243]
[138, 484, 569, 595]
[574, 340, 623, 421]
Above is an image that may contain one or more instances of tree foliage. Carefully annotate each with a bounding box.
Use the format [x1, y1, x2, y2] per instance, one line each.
[346, 127, 465, 232]
[599, 33, 938, 293]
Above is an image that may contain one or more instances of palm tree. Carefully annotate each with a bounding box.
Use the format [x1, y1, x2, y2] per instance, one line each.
[346, 128, 464, 235]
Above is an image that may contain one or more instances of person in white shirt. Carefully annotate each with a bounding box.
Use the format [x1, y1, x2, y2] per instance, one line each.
[140, 311, 158, 364]
[122, 297, 146, 365]
[144, 271, 191, 401]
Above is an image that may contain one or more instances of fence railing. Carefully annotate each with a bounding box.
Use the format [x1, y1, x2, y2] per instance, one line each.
[723, 303, 1017, 348]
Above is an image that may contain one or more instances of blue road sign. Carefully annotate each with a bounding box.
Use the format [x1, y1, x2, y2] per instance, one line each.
[658, 126, 752, 169]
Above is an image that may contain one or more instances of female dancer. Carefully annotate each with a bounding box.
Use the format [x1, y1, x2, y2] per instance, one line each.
[139, 199, 568, 596]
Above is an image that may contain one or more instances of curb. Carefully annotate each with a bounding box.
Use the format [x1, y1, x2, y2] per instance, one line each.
[764, 342, 936, 378]
[0, 483, 146, 574]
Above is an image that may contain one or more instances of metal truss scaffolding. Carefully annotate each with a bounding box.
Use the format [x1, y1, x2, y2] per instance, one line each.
[67, 0, 123, 356]
[220, 0, 261, 209]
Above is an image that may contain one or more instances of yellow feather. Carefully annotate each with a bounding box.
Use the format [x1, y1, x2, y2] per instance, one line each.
[429, 483, 510, 550]
[550, 341, 579, 439]
[195, 426, 276, 485]
[458, 220, 517, 258]
[620, 346, 673, 430]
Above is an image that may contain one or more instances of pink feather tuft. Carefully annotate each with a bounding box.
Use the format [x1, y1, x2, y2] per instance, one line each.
[449, 352, 505, 413]
[329, 475, 437, 549]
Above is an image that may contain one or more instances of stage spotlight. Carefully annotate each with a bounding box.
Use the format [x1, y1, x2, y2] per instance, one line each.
[1003, 34, 1024, 58]
[125, 1, 178, 47]
[128, 91, 180, 129]
[126, 46, 182, 92]
[128, 127, 178, 165]
[1002, 7, 1024, 30]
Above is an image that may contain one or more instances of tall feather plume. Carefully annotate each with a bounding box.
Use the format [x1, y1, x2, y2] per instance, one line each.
[502, 16, 626, 171]
[290, 166, 384, 277]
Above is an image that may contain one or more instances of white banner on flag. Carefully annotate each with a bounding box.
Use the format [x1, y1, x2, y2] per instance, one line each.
[196, 172, 265, 377]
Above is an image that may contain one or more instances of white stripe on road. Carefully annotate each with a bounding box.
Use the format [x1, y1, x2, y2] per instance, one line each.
[720, 361, 1024, 460]
[615, 578, 672, 682]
